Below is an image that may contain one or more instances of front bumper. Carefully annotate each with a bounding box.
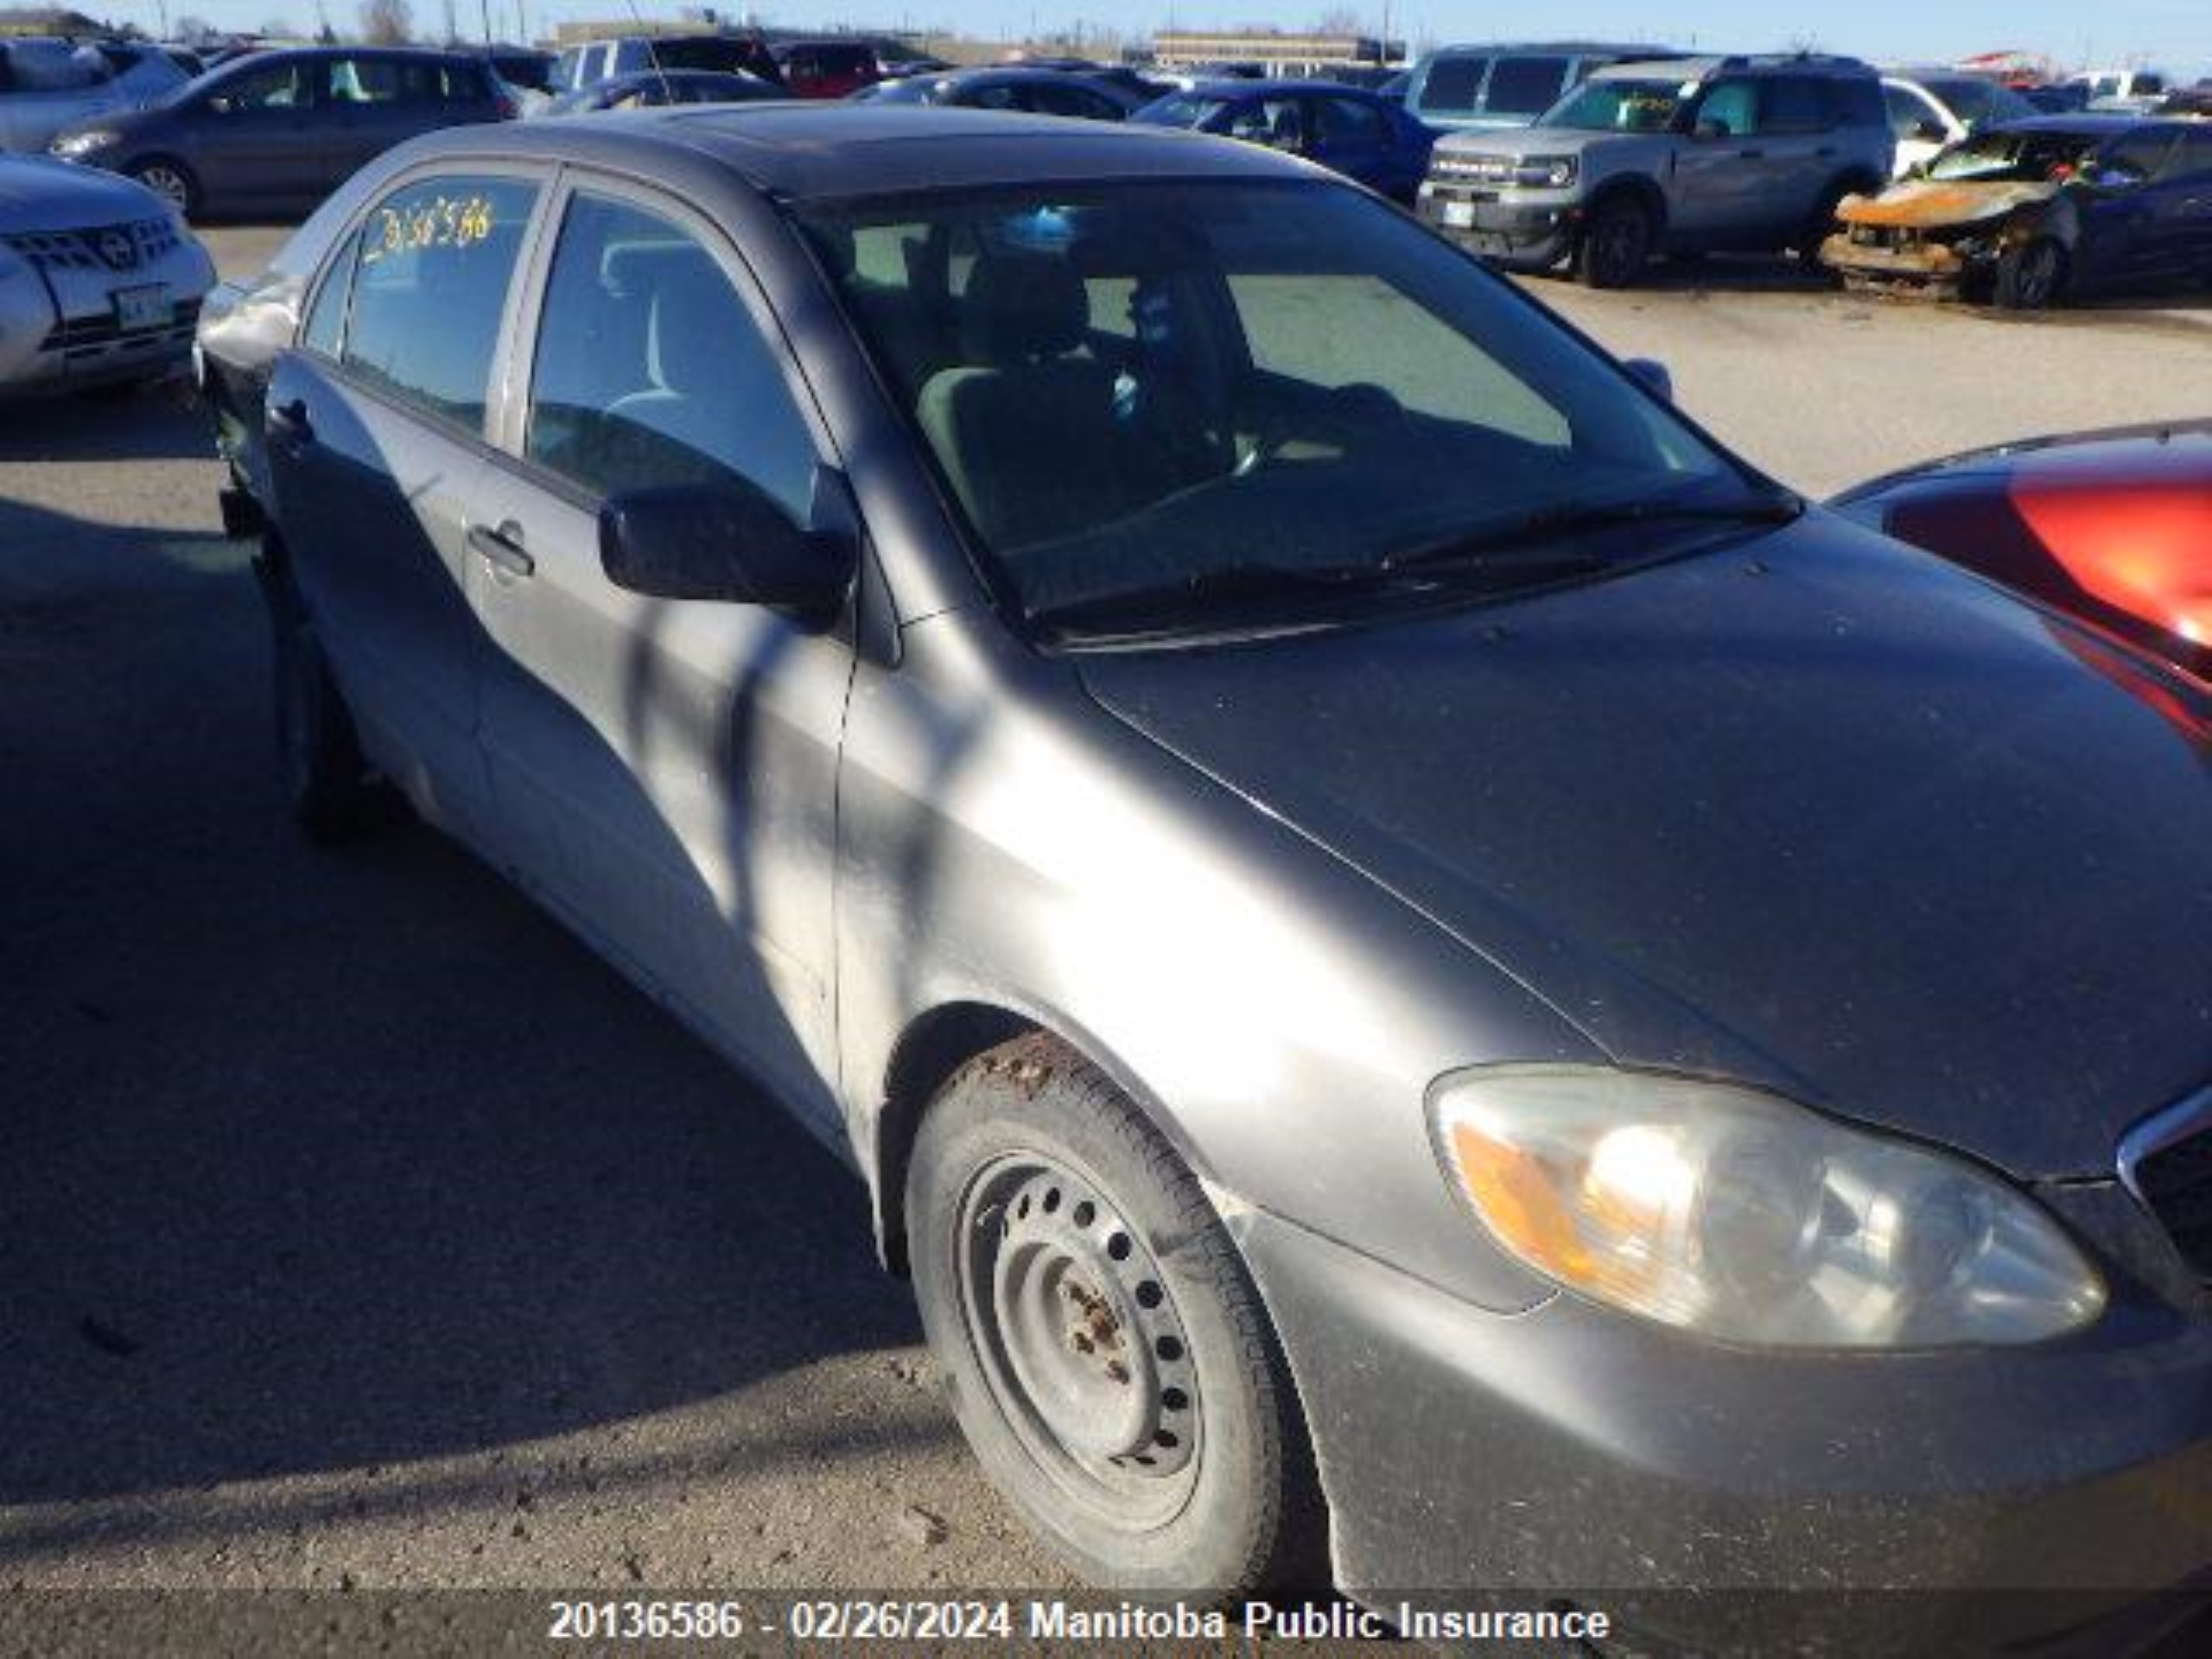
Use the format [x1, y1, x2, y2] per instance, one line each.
[1818, 230, 1993, 298]
[1416, 187, 1580, 270]
[1238, 1204, 2212, 1655]
[0, 231, 213, 397]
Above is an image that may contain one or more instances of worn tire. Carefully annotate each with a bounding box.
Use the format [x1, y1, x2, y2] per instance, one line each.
[906, 1033, 1326, 1599]
[1576, 194, 1655, 289]
[271, 615, 374, 843]
[1994, 238, 2069, 310]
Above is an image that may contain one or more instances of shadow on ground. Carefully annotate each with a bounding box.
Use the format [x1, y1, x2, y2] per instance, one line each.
[0, 405, 925, 1516]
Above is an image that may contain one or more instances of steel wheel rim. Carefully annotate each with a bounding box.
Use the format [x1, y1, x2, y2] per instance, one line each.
[955, 1152, 1202, 1528]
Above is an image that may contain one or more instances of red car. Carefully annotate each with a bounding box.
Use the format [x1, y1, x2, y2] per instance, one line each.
[770, 40, 882, 99]
[1834, 422, 2212, 680]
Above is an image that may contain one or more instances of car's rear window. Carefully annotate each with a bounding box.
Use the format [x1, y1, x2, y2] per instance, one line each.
[1415, 55, 1487, 117]
[1483, 56, 1569, 117]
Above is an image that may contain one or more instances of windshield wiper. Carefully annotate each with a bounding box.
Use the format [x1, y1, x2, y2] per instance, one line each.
[1026, 557, 1403, 630]
[1383, 492, 1804, 575]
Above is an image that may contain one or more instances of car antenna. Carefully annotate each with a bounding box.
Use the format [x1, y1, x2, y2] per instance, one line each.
[622, 0, 677, 108]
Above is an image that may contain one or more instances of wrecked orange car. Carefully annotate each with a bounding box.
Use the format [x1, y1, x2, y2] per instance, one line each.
[1821, 116, 2212, 308]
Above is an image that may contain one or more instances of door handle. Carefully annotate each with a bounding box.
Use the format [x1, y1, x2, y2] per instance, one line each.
[467, 519, 534, 578]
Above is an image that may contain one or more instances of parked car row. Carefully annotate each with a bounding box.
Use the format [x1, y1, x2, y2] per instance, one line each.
[181, 98, 2212, 1656]
[1408, 51, 2212, 308]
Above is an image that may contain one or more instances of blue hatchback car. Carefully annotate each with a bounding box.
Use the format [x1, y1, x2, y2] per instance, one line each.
[1132, 79, 1433, 202]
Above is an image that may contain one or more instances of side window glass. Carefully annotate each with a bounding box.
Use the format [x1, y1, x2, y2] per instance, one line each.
[1693, 79, 1757, 138]
[341, 175, 537, 431]
[1883, 83, 1929, 137]
[1316, 97, 1387, 144]
[302, 230, 359, 357]
[1416, 55, 1486, 118]
[1760, 79, 1832, 134]
[524, 193, 820, 518]
[207, 60, 315, 114]
[1481, 57, 1568, 119]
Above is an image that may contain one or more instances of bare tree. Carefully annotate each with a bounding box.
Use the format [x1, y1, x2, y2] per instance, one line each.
[1313, 6, 1364, 33]
[174, 13, 217, 41]
[359, 0, 414, 45]
[261, 15, 300, 36]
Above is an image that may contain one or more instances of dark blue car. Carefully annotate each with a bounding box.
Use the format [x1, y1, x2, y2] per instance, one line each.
[1132, 79, 1433, 202]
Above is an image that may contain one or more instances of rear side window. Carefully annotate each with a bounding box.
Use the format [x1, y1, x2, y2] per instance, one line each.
[524, 193, 819, 518]
[1416, 55, 1487, 117]
[1483, 56, 1569, 118]
[1313, 95, 1388, 143]
[302, 231, 358, 357]
[1760, 79, 1834, 134]
[206, 59, 316, 113]
[340, 175, 537, 431]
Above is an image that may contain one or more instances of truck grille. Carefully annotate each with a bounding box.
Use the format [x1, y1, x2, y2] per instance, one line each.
[1430, 154, 1516, 184]
[3, 218, 182, 274]
[2124, 1093, 2212, 1279]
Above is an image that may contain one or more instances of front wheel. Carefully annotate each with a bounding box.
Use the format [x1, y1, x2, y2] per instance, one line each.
[1576, 195, 1655, 289]
[1994, 238, 2069, 310]
[906, 1035, 1325, 1598]
[126, 157, 200, 219]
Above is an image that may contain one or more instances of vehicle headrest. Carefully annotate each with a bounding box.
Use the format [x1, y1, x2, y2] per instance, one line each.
[647, 261, 734, 394]
[960, 252, 1089, 364]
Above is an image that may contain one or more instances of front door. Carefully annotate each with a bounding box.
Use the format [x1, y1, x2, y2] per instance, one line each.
[1668, 78, 1770, 242]
[470, 182, 856, 1120]
[188, 56, 328, 208]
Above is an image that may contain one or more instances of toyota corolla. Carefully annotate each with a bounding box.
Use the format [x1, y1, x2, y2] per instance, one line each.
[196, 106, 2212, 1654]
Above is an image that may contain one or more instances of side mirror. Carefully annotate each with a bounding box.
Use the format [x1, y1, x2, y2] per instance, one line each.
[1624, 357, 1674, 402]
[599, 480, 856, 617]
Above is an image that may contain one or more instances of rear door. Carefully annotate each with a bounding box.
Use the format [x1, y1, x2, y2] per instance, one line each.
[266, 168, 545, 845]
[323, 54, 477, 185]
[1746, 75, 1840, 230]
[2171, 129, 2212, 276]
[467, 179, 856, 1120]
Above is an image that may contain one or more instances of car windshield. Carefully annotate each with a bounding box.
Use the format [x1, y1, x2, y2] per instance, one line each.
[800, 180, 1768, 638]
[1920, 78, 2038, 128]
[1928, 130, 2104, 182]
[1541, 76, 1688, 132]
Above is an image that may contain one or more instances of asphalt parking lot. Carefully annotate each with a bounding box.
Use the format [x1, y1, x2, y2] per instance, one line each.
[1, 222, 2207, 1599]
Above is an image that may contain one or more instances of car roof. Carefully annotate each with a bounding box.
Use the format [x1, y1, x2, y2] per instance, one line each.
[1597, 54, 1872, 81]
[1424, 41, 1669, 58]
[1999, 113, 2177, 136]
[397, 104, 1306, 200]
[1178, 78, 1382, 98]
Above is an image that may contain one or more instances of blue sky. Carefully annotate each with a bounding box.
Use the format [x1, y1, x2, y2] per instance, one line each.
[124, 3, 2212, 78]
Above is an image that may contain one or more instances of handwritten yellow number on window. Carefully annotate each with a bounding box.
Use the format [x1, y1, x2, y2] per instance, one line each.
[359, 194, 499, 267]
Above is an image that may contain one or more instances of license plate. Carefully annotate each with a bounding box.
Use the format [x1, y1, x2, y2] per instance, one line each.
[111, 285, 171, 331]
[1442, 200, 1477, 229]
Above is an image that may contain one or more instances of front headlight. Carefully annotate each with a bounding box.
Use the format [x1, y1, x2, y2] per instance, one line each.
[1430, 1066, 2105, 1348]
[51, 130, 119, 157]
[1514, 155, 1577, 188]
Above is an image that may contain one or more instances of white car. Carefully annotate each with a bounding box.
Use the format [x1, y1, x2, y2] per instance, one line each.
[0, 154, 215, 396]
[0, 38, 189, 153]
[1881, 72, 2042, 176]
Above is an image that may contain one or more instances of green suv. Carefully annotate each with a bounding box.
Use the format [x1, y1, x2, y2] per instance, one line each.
[1418, 54, 1894, 287]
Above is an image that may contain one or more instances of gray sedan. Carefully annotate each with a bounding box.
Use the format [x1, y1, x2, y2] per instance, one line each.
[196, 107, 2212, 1649]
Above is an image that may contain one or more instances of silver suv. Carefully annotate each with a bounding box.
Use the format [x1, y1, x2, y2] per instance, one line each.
[0, 38, 186, 153]
[1418, 54, 1893, 287]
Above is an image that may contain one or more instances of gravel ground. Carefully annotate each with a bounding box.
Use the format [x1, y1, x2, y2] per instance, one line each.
[0, 222, 2205, 1615]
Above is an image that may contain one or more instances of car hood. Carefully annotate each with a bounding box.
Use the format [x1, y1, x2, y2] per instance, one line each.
[1074, 515, 2212, 1178]
[1837, 177, 2060, 230]
[0, 155, 168, 229]
[1435, 125, 1649, 160]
